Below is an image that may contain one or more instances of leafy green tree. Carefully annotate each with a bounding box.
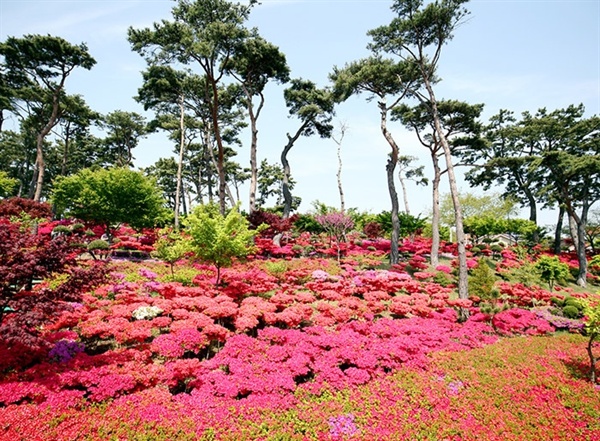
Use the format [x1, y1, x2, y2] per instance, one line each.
[368, 0, 471, 304]
[462, 109, 542, 228]
[439, 192, 519, 226]
[52, 94, 102, 176]
[468, 257, 498, 302]
[152, 227, 191, 276]
[129, 0, 256, 214]
[0, 34, 96, 201]
[281, 79, 335, 219]
[330, 56, 419, 265]
[534, 255, 570, 290]
[100, 110, 149, 167]
[534, 109, 599, 287]
[51, 167, 169, 239]
[184, 202, 257, 285]
[256, 159, 298, 212]
[144, 157, 180, 211]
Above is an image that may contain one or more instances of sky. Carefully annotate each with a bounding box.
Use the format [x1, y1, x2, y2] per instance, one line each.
[1, 0, 599, 227]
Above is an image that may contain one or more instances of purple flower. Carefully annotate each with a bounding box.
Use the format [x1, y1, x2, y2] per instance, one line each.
[447, 380, 465, 395]
[49, 340, 85, 363]
[329, 413, 359, 438]
[139, 267, 158, 280]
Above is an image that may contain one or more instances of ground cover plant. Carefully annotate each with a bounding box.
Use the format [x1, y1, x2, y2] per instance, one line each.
[0, 218, 599, 440]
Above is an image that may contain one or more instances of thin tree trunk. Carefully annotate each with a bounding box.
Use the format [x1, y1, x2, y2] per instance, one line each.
[332, 122, 347, 213]
[430, 154, 441, 268]
[208, 79, 227, 215]
[553, 205, 565, 254]
[379, 100, 400, 266]
[587, 334, 597, 384]
[568, 213, 579, 255]
[574, 204, 589, 287]
[247, 90, 263, 214]
[425, 81, 468, 307]
[398, 169, 410, 214]
[281, 124, 307, 219]
[174, 95, 185, 229]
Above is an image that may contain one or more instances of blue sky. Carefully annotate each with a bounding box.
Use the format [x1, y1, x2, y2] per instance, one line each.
[1, 0, 598, 226]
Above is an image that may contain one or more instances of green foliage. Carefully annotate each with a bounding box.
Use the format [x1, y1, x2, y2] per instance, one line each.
[581, 298, 600, 383]
[439, 192, 519, 227]
[293, 214, 324, 234]
[151, 228, 190, 276]
[87, 239, 110, 261]
[0, 171, 17, 198]
[184, 203, 257, 285]
[433, 271, 455, 288]
[468, 258, 499, 301]
[422, 223, 450, 242]
[503, 260, 543, 287]
[534, 255, 571, 290]
[562, 305, 581, 319]
[51, 167, 170, 237]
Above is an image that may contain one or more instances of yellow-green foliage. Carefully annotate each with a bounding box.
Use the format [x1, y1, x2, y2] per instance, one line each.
[184, 203, 258, 284]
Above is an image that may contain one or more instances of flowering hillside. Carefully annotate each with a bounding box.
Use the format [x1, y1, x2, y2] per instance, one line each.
[0, 226, 599, 440]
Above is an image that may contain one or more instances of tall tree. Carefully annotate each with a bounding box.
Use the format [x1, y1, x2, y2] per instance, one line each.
[368, 0, 471, 304]
[224, 32, 290, 214]
[100, 110, 148, 167]
[531, 106, 600, 287]
[330, 57, 419, 265]
[461, 109, 543, 240]
[52, 94, 101, 176]
[128, 0, 256, 214]
[393, 99, 482, 266]
[0, 34, 96, 201]
[136, 65, 194, 228]
[281, 78, 335, 219]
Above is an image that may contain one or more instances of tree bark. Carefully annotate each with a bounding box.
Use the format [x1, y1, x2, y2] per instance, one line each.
[379, 100, 400, 266]
[281, 123, 307, 219]
[247, 90, 263, 214]
[174, 95, 185, 229]
[33, 92, 61, 201]
[425, 81, 468, 305]
[208, 78, 227, 215]
[398, 168, 410, 214]
[553, 205, 565, 254]
[430, 152, 442, 268]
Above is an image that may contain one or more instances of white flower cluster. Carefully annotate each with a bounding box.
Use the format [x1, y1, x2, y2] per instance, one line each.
[132, 305, 163, 321]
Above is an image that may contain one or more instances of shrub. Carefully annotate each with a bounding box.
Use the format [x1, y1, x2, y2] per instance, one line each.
[0, 197, 52, 219]
[363, 221, 383, 239]
[468, 258, 498, 302]
[293, 213, 324, 234]
[562, 305, 581, 319]
[184, 203, 257, 286]
[534, 255, 570, 290]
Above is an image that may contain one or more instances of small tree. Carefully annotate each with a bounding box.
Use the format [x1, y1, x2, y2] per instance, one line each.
[315, 210, 354, 261]
[152, 227, 190, 276]
[184, 202, 257, 286]
[534, 255, 570, 290]
[582, 299, 600, 384]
